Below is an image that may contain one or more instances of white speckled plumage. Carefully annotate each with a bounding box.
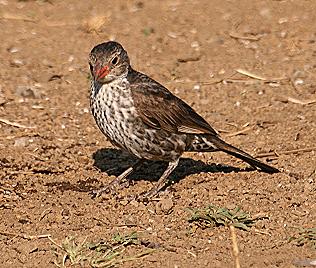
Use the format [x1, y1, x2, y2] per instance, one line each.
[90, 78, 187, 161]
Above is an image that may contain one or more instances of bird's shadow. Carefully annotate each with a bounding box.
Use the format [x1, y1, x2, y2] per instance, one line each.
[92, 148, 251, 184]
[45, 148, 253, 194]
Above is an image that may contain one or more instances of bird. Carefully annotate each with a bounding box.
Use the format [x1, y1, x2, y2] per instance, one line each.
[88, 41, 279, 199]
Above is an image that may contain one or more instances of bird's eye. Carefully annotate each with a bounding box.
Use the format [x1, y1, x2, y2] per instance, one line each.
[111, 56, 118, 65]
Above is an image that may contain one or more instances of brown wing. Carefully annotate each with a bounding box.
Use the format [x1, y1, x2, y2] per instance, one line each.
[129, 70, 218, 136]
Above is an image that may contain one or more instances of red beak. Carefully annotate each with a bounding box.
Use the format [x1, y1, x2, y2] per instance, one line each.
[95, 65, 110, 80]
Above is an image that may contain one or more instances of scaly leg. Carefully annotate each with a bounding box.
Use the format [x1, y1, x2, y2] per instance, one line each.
[92, 159, 144, 198]
[139, 158, 180, 201]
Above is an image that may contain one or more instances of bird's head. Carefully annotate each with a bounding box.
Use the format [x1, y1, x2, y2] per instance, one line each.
[89, 41, 130, 83]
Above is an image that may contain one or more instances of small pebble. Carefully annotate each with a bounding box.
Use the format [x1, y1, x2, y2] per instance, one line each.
[280, 30, 287, 38]
[294, 79, 304, 86]
[15, 85, 42, 99]
[156, 198, 174, 214]
[11, 59, 24, 67]
[191, 41, 200, 50]
[14, 137, 29, 147]
[278, 17, 288, 24]
[218, 69, 225, 75]
[8, 47, 19, 53]
[120, 200, 129, 206]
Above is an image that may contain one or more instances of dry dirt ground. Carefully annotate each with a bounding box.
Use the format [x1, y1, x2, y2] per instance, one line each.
[0, 0, 316, 267]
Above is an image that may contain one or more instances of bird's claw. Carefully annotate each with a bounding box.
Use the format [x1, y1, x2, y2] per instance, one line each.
[121, 188, 156, 203]
[134, 187, 160, 202]
[90, 179, 123, 198]
[90, 185, 112, 198]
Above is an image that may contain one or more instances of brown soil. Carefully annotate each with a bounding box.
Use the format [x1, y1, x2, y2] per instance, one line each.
[0, 1, 315, 267]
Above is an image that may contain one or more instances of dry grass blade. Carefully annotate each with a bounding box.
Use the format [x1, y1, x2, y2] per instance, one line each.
[0, 231, 51, 240]
[0, 118, 35, 129]
[229, 31, 262, 41]
[225, 126, 253, 137]
[235, 69, 288, 83]
[44, 21, 80, 27]
[188, 205, 260, 231]
[255, 147, 316, 158]
[287, 97, 316, 105]
[166, 78, 223, 85]
[0, 12, 37, 22]
[236, 69, 268, 80]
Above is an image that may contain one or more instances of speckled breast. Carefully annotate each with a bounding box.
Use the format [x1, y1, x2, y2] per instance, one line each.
[90, 80, 135, 150]
[90, 79, 187, 161]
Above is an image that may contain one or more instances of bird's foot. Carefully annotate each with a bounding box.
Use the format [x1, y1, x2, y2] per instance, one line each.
[90, 178, 130, 198]
[118, 187, 159, 203]
[91, 162, 142, 199]
[133, 187, 160, 202]
[134, 159, 177, 202]
[90, 185, 111, 198]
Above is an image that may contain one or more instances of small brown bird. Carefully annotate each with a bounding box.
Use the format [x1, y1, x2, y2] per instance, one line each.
[89, 41, 278, 199]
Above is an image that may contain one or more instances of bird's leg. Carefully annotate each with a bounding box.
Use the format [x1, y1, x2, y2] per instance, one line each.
[92, 159, 144, 198]
[139, 158, 180, 201]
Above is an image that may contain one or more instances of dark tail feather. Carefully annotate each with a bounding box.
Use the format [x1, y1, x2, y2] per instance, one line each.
[209, 136, 279, 173]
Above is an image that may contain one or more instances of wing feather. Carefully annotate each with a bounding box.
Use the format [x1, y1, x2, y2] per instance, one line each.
[129, 70, 218, 136]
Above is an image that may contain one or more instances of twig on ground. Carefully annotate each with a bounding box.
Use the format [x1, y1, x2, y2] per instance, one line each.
[253, 228, 271, 236]
[187, 250, 197, 258]
[177, 55, 201, 63]
[255, 147, 316, 158]
[226, 126, 253, 137]
[0, 231, 51, 240]
[236, 69, 267, 80]
[39, 208, 52, 221]
[168, 69, 290, 86]
[229, 32, 262, 41]
[224, 79, 263, 84]
[200, 78, 225, 85]
[0, 118, 35, 129]
[167, 78, 224, 85]
[47, 236, 64, 250]
[0, 13, 37, 22]
[290, 77, 300, 93]
[235, 69, 287, 83]
[217, 129, 230, 133]
[287, 97, 316, 105]
[292, 258, 316, 267]
[230, 225, 241, 268]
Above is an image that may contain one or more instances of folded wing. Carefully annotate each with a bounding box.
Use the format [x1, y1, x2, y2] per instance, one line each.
[129, 71, 218, 136]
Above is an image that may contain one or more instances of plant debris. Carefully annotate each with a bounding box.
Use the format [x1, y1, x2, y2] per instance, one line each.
[187, 204, 261, 231]
[49, 232, 155, 267]
[289, 227, 316, 249]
